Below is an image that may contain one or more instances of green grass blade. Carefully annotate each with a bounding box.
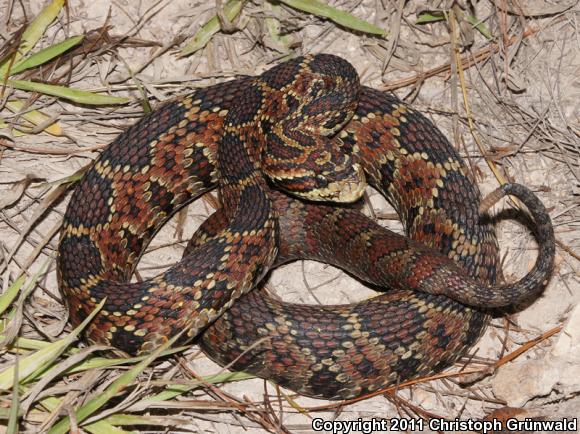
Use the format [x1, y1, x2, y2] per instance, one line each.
[0, 336, 50, 351]
[143, 371, 254, 404]
[104, 414, 153, 425]
[103, 413, 175, 427]
[121, 62, 151, 113]
[264, 2, 292, 52]
[18, 0, 65, 55]
[0, 275, 26, 318]
[0, 407, 17, 420]
[6, 80, 130, 105]
[12, 396, 133, 434]
[84, 419, 134, 434]
[1, 260, 51, 341]
[103, 413, 197, 429]
[416, 11, 492, 40]
[10, 35, 84, 75]
[64, 346, 186, 374]
[7, 356, 19, 433]
[416, 11, 445, 24]
[466, 15, 493, 40]
[280, 0, 386, 36]
[42, 163, 91, 188]
[180, 0, 246, 56]
[48, 334, 180, 434]
[0, 0, 65, 77]
[0, 299, 105, 390]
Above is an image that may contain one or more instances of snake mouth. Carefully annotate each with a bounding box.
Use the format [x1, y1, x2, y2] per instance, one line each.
[288, 162, 367, 203]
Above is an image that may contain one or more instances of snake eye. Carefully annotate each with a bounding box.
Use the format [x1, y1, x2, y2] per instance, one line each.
[260, 120, 272, 135]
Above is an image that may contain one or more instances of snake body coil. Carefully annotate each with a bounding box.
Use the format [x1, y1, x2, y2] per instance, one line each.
[58, 55, 555, 399]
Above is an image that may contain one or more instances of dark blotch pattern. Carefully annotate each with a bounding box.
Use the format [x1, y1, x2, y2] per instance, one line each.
[58, 234, 103, 288]
[260, 57, 304, 90]
[65, 170, 113, 228]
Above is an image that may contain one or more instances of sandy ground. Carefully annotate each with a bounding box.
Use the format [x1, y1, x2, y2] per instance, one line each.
[1, 0, 579, 432]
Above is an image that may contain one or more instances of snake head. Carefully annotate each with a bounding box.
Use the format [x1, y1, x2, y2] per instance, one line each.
[263, 135, 367, 203]
[260, 54, 366, 203]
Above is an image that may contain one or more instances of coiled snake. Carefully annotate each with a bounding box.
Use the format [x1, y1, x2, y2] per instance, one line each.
[57, 54, 555, 400]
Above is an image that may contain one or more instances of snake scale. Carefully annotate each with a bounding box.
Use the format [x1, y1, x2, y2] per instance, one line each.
[57, 54, 555, 400]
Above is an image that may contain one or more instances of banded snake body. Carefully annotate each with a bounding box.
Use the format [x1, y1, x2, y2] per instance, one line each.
[58, 54, 555, 400]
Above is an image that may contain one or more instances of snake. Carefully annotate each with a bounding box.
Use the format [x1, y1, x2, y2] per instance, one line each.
[57, 54, 555, 400]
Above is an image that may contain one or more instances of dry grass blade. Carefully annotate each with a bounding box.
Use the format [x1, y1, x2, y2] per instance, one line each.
[449, 10, 507, 188]
[492, 0, 577, 16]
[0, 175, 40, 210]
[1, 164, 90, 278]
[1, 100, 62, 136]
[127, 371, 254, 411]
[380, 25, 542, 91]
[493, 326, 562, 368]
